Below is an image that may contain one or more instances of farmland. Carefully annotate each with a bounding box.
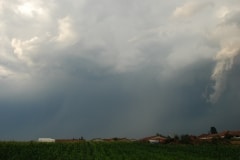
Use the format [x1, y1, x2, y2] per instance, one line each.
[0, 141, 240, 160]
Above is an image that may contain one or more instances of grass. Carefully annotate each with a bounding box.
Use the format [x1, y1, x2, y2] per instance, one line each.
[0, 141, 239, 160]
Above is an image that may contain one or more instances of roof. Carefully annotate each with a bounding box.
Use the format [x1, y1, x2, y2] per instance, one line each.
[140, 135, 167, 142]
[38, 138, 55, 142]
[198, 130, 240, 139]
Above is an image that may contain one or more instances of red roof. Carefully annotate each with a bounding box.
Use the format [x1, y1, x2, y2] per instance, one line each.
[140, 135, 167, 142]
[199, 130, 240, 139]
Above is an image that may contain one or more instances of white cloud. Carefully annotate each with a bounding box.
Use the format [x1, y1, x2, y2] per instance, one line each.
[0, 65, 13, 78]
[0, 1, 3, 13]
[16, 2, 44, 18]
[11, 37, 40, 65]
[209, 39, 240, 103]
[216, 6, 230, 19]
[54, 16, 77, 46]
[208, 12, 240, 103]
[173, 1, 213, 18]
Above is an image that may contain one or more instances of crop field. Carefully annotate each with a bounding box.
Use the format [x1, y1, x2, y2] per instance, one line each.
[0, 141, 240, 160]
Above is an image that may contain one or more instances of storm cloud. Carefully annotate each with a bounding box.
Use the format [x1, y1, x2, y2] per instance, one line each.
[0, 0, 239, 140]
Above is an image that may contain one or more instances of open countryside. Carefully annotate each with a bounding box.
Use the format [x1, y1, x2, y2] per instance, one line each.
[1, 141, 240, 160]
[1, 0, 240, 159]
[1, 129, 240, 160]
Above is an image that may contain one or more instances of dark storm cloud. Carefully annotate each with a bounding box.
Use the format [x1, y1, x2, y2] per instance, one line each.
[0, 57, 216, 140]
[0, 0, 240, 140]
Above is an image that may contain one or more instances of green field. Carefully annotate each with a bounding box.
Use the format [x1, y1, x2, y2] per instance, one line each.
[0, 141, 239, 160]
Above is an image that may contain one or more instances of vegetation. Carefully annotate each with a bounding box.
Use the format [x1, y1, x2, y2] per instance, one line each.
[0, 141, 240, 160]
[210, 127, 218, 134]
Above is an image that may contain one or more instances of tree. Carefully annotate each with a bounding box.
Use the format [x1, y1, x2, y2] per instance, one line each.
[210, 126, 218, 134]
[174, 135, 179, 142]
[224, 131, 233, 140]
[180, 134, 191, 144]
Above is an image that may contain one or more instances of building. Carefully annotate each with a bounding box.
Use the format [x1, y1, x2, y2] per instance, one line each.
[38, 138, 55, 142]
[198, 130, 240, 141]
[140, 135, 167, 144]
[91, 138, 104, 142]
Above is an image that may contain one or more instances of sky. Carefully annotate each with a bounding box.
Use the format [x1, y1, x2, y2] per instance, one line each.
[0, 0, 240, 140]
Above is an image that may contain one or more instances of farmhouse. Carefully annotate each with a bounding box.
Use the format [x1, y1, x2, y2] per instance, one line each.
[91, 138, 104, 142]
[198, 130, 240, 141]
[38, 138, 55, 142]
[140, 135, 167, 144]
[226, 130, 240, 139]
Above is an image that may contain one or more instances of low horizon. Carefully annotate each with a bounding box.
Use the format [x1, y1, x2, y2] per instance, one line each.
[1, 128, 240, 141]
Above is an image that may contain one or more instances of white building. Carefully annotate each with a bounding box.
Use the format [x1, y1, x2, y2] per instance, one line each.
[38, 138, 55, 142]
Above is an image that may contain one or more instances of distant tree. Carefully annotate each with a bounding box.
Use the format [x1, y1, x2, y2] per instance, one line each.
[113, 137, 119, 141]
[210, 127, 218, 134]
[156, 133, 164, 137]
[174, 135, 179, 142]
[224, 132, 233, 140]
[180, 134, 191, 144]
[165, 136, 174, 144]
